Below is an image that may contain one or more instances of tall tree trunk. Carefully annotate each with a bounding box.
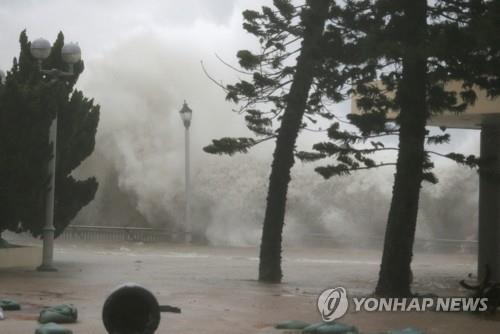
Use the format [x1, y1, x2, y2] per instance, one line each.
[375, 0, 428, 297]
[258, 0, 330, 283]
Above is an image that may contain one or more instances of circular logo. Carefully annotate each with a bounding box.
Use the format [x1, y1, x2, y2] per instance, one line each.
[317, 287, 349, 322]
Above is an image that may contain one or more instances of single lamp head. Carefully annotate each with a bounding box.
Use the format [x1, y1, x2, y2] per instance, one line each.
[179, 101, 193, 127]
[61, 42, 81, 64]
[30, 38, 51, 60]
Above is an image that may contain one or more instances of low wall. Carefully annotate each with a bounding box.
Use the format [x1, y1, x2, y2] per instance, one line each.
[60, 225, 179, 242]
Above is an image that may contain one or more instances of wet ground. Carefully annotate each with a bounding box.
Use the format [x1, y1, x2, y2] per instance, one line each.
[0, 240, 499, 333]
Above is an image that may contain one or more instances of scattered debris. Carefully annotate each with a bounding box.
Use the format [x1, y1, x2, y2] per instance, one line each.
[158, 305, 181, 313]
[38, 304, 78, 324]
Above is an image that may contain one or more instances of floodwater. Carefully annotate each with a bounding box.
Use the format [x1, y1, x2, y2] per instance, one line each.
[0, 240, 498, 333]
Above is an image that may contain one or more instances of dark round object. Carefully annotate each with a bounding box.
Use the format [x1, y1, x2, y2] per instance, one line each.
[102, 284, 161, 334]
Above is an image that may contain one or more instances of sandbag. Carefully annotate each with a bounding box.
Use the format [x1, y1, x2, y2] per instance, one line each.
[316, 323, 358, 334]
[302, 322, 326, 333]
[303, 322, 358, 334]
[38, 304, 78, 324]
[35, 322, 73, 334]
[385, 328, 425, 334]
[275, 320, 310, 330]
[0, 299, 21, 311]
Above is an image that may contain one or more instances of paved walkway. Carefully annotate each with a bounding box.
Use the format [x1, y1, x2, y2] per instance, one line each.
[0, 241, 498, 333]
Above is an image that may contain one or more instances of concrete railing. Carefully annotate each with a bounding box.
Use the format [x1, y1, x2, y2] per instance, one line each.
[59, 225, 179, 242]
[4, 227, 478, 252]
[301, 233, 478, 253]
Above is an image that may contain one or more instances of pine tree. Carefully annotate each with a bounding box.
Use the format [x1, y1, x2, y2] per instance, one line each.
[204, 0, 498, 289]
[299, 0, 498, 296]
[204, 0, 337, 282]
[0, 30, 99, 237]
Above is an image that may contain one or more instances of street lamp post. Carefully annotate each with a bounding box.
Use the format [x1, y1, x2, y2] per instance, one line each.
[30, 38, 81, 272]
[179, 101, 193, 243]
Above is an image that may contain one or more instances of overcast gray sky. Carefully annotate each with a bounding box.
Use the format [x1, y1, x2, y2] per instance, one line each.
[0, 0, 254, 64]
[0, 0, 479, 153]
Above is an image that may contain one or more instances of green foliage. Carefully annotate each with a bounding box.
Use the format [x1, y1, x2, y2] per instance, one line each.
[347, 112, 393, 136]
[298, 0, 500, 181]
[207, 0, 497, 180]
[295, 151, 326, 162]
[445, 153, 480, 168]
[0, 30, 99, 237]
[205, 0, 346, 156]
[236, 50, 262, 71]
[203, 137, 257, 155]
[315, 164, 352, 179]
[244, 109, 274, 136]
[426, 133, 450, 145]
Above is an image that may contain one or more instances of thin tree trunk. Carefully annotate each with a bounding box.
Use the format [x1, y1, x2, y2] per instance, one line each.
[258, 0, 330, 283]
[375, 0, 428, 297]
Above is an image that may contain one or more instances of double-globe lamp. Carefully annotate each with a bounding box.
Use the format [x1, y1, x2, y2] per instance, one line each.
[30, 37, 81, 272]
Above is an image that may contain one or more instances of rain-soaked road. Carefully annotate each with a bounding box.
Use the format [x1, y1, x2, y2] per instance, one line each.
[0, 240, 498, 333]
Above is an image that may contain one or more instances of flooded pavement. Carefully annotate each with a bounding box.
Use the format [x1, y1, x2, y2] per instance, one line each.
[0, 241, 498, 333]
